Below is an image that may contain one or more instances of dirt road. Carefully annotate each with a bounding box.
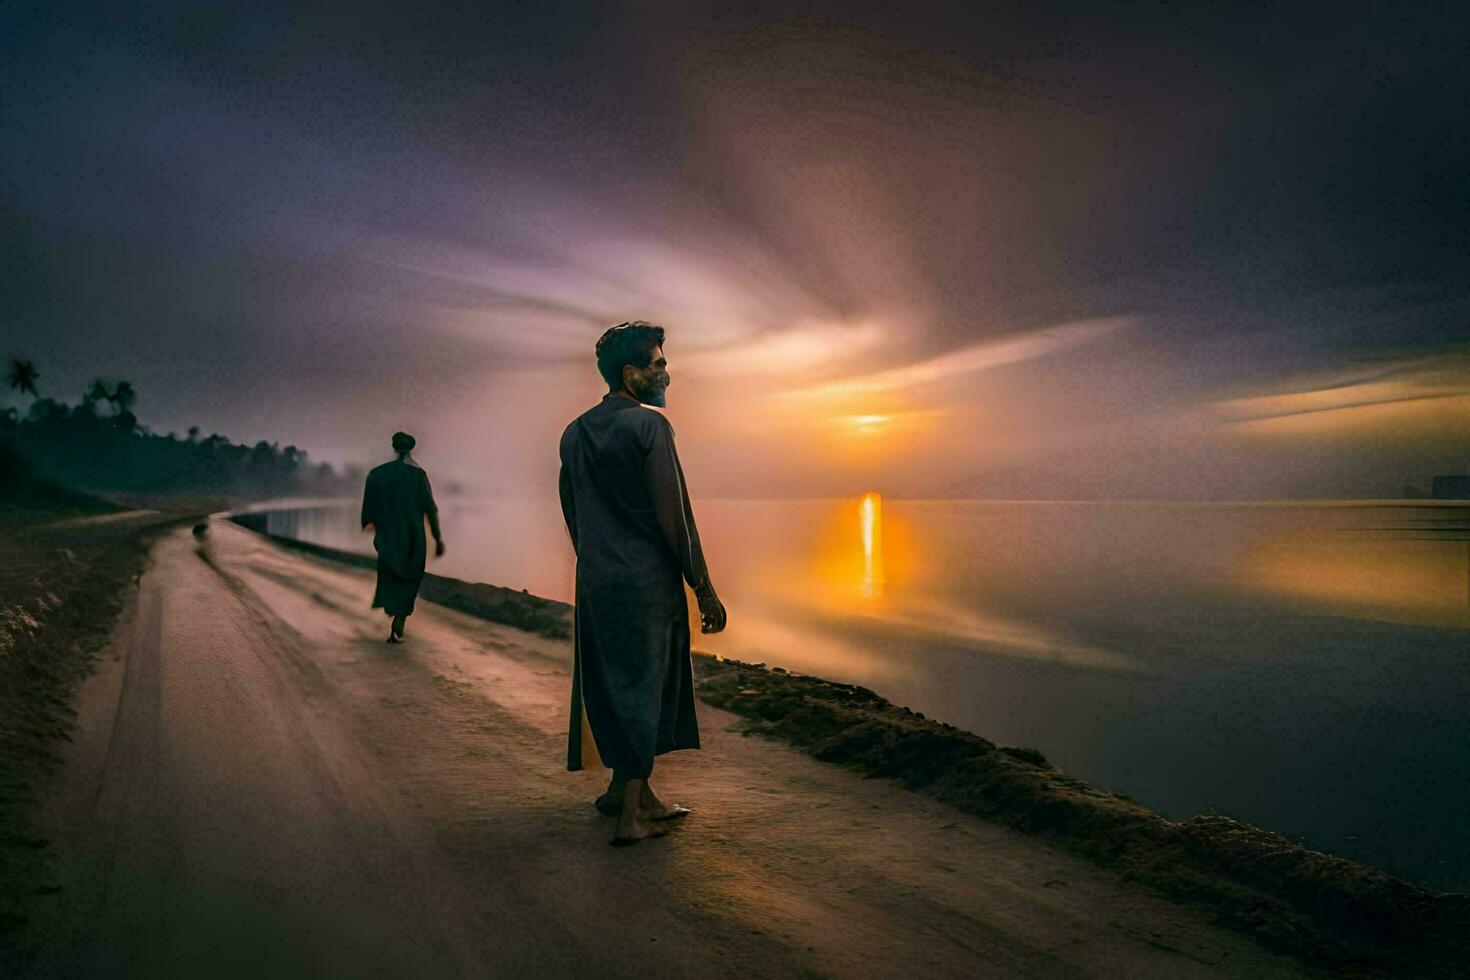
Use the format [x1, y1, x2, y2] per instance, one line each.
[22, 518, 1322, 977]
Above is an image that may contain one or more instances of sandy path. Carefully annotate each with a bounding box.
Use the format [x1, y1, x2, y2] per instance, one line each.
[24, 519, 1323, 978]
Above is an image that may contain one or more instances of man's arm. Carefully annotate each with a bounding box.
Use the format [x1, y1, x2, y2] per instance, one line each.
[421, 471, 445, 556]
[558, 464, 579, 554]
[360, 472, 378, 531]
[643, 417, 726, 633]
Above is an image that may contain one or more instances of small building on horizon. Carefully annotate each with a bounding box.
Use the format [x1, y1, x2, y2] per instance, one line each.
[1431, 475, 1470, 499]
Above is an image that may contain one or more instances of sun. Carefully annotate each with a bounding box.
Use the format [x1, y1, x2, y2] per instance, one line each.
[846, 414, 892, 434]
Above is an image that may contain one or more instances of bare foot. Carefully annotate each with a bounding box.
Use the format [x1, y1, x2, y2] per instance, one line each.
[610, 808, 666, 846]
[640, 781, 691, 821]
[610, 778, 668, 846]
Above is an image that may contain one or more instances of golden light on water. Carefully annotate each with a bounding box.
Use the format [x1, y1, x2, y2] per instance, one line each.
[799, 492, 904, 612]
[1240, 533, 1470, 629]
[860, 491, 885, 599]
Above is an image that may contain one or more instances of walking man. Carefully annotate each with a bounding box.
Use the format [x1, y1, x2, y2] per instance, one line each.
[361, 431, 444, 642]
[558, 321, 727, 845]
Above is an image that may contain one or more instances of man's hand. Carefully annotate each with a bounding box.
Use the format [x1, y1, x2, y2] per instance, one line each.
[434, 538, 446, 558]
[696, 585, 726, 634]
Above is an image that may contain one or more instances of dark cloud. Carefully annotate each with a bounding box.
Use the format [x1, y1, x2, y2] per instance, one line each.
[3, 2, 1466, 495]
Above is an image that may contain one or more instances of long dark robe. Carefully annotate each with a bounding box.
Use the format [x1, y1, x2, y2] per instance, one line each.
[558, 394, 712, 777]
[360, 458, 438, 617]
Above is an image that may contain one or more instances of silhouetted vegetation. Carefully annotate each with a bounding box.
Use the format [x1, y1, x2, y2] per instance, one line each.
[6, 360, 40, 400]
[1, 358, 347, 501]
[0, 443, 117, 522]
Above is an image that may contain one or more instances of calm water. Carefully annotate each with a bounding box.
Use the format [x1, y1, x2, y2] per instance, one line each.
[256, 496, 1470, 891]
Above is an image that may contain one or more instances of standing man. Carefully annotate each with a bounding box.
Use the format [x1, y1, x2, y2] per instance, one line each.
[559, 321, 727, 846]
[361, 431, 444, 643]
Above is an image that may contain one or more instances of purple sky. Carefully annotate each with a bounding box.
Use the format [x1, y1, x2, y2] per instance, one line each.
[4, 3, 1468, 498]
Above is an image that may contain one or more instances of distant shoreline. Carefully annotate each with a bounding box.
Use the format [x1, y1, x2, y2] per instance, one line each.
[232, 511, 1469, 977]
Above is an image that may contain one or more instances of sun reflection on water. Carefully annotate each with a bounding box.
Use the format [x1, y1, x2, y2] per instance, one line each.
[860, 491, 884, 599]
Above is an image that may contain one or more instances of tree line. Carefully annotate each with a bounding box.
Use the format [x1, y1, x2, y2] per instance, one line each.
[3, 357, 352, 498]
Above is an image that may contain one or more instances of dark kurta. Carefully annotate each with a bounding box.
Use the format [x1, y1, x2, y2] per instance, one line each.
[360, 459, 438, 617]
[558, 395, 711, 777]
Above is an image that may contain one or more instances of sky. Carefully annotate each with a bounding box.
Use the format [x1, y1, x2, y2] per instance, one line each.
[3, 1, 1468, 499]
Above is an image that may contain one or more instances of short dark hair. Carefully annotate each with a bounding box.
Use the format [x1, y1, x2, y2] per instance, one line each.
[595, 321, 665, 389]
[391, 431, 416, 454]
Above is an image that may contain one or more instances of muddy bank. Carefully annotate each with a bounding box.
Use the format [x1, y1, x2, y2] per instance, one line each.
[230, 519, 1468, 976]
[694, 658, 1468, 975]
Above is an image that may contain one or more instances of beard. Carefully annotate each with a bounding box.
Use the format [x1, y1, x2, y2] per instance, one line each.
[633, 378, 668, 407]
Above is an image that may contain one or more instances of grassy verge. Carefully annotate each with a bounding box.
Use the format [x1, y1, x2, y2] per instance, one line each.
[0, 442, 119, 524]
[0, 510, 187, 943]
[233, 519, 1468, 976]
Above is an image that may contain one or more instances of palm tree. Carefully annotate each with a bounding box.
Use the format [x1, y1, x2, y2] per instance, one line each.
[7, 358, 39, 399]
[83, 378, 111, 414]
[110, 380, 137, 416]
